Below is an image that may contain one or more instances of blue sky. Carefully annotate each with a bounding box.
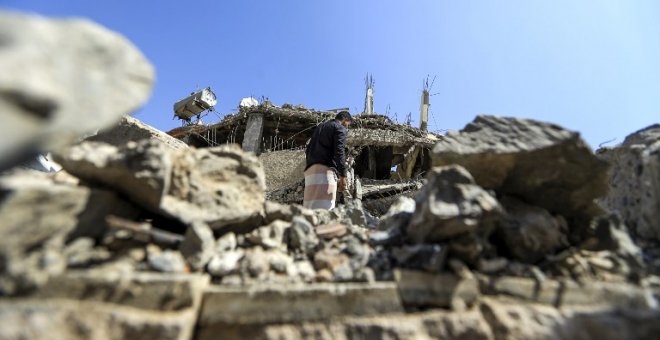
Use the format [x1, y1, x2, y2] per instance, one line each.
[4, 1, 659, 148]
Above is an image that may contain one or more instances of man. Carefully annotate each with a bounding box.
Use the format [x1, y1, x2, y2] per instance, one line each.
[303, 111, 352, 210]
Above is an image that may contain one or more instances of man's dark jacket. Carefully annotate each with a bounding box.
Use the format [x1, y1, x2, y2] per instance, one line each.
[305, 119, 347, 177]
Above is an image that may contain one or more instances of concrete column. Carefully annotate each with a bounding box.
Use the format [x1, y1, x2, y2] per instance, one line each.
[365, 87, 374, 115]
[420, 89, 429, 132]
[241, 112, 264, 154]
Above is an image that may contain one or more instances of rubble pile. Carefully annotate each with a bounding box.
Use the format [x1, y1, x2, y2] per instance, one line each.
[1, 9, 660, 340]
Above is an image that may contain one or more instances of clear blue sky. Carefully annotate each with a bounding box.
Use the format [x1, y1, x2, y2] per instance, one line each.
[4, 1, 660, 148]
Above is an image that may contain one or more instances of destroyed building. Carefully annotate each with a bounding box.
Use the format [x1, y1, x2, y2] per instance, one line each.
[168, 103, 439, 214]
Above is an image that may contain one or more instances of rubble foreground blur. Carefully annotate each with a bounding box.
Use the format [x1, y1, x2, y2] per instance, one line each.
[1, 10, 660, 340]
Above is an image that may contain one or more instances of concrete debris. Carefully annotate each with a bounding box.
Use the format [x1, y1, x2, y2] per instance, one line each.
[54, 140, 266, 231]
[433, 115, 609, 236]
[147, 249, 187, 273]
[406, 165, 502, 249]
[0, 10, 154, 171]
[495, 197, 569, 263]
[598, 124, 660, 240]
[87, 115, 189, 150]
[179, 223, 215, 271]
[1, 10, 660, 338]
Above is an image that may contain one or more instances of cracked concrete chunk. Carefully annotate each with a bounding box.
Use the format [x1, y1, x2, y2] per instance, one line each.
[598, 124, 660, 240]
[407, 165, 502, 244]
[54, 140, 266, 230]
[179, 223, 215, 271]
[0, 10, 154, 169]
[87, 115, 188, 150]
[433, 115, 609, 227]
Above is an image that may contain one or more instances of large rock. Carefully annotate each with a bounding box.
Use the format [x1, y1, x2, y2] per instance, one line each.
[87, 115, 188, 150]
[598, 124, 660, 240]
[407, 165, 502, 244]
[495, 197, 569, 263]
[433, 116, 609, 226]
[0, 10, 154, 170]
[54, 140, 266, 230]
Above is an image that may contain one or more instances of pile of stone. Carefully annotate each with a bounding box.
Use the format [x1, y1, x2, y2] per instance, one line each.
[370, 115, 645, 286]
[2, 9, 660, 340]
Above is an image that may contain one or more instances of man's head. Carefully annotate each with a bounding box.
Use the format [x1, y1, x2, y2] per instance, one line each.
[335, 111, 352, 128]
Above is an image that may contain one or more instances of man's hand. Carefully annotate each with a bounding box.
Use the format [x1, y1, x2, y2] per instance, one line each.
[338, 176, 347, 192]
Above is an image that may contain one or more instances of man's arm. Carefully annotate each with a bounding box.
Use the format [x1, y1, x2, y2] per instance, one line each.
[333, 124, 347, 177]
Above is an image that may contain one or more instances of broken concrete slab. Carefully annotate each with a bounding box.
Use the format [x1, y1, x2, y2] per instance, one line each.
[198, 282, 403, 325]
[35, 272, 209, 311]
[0, 10, 154, 170]
[395, 269, 480, 309]
[87, 115, 188, 150]
[481, 275, 656, 310]
[433, 115, 609, 227]
[0, 272, 208, 340]
[197, 308, 494, 340]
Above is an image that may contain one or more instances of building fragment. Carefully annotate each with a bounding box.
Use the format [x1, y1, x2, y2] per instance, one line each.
[168, 102, 440, 214]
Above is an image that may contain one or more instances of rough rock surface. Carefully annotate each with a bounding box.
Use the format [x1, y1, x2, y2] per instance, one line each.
[407, 165, 502, 244]
[495, 197, 569, 263]
[87, 115, 188, 150]
[54, 140, 266, 230]
[0, 10, 154, 170]
[258, 149, 306, 191]
[433, 115, 609, 226]
[0, 171, 137, 294]
[598, 124, 660, 240]
[0, 11, 658, 337]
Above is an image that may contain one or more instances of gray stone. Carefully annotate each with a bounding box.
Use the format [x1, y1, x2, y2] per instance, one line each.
[598, 124, 660, 240]
[407, 165, 502, 244]
[496, 197, 569, 263]
[293, 261, 316, 282]
[179, 223, 215, 271]
[287, 216, 319, 254]
[265, 249, 294, 274]
[377, 196, 415, 231]
[433, 115, 609, 228]
[87, 115, 188, 149]
[395, 269, 480, 309]
[0, 10, 154, 170]
[246, 219, 289, 249]
[587, 215, 645, 278]
[215, 232, 237, 252]
[148, 250, 187, 273]
[315, 223, 348, 240]
[54, 140, 266, 230]
[207, 250, 244, 277]
[244, 246, 270, 278]
[392, 244, 448, 272]
[263, 201, 295, 223]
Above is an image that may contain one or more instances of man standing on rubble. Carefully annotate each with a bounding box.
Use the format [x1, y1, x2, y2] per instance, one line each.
[303, 111, 352, 210]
